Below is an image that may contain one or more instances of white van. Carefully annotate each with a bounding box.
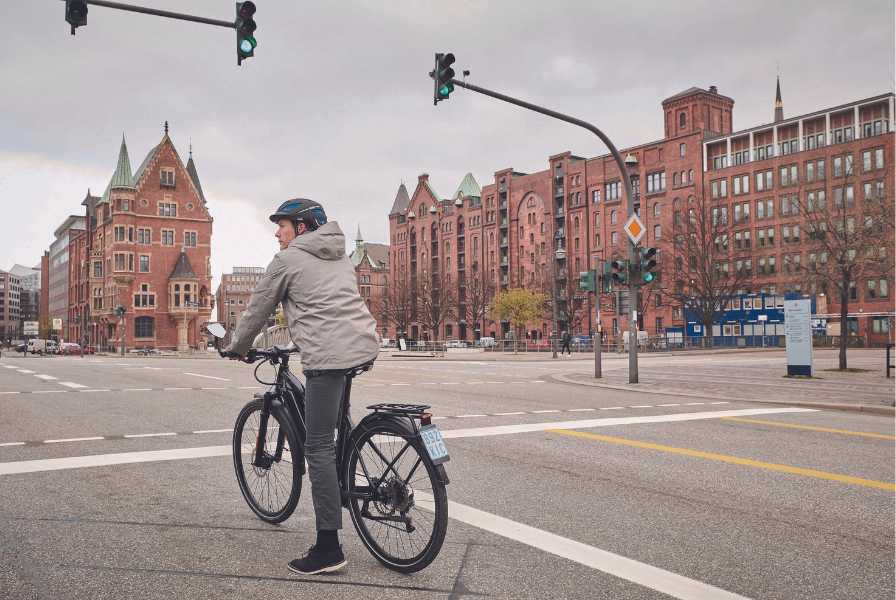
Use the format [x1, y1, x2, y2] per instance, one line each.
[27, 339, 49, 354]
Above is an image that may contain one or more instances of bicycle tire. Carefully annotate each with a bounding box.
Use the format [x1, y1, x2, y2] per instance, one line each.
[344, 420, 448, 573]
[232, 398, 303, 524]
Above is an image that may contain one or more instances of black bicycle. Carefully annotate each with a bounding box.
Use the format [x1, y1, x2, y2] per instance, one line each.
[207, 330, 450, 573]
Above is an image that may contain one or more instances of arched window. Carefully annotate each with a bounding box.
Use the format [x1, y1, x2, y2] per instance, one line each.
[135, 316, 154, 338]
[679, 112, 686, 128]
[173, 283, 180, 307]
[574, 216, 580, 233]
[610, 210, 618, 225]
[654, 224, 662, 240]
[673, 172, 679, 187]
[688, 169, 694, 183]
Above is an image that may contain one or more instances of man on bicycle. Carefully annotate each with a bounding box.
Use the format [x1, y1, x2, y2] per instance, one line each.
[223, 198, 380, 575]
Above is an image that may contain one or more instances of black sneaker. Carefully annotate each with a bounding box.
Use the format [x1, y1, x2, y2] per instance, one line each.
[288, 545, 347, 575]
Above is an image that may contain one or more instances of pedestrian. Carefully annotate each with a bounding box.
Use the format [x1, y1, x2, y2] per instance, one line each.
[222, 198, 379, 576]
[561, 330, 572, 355]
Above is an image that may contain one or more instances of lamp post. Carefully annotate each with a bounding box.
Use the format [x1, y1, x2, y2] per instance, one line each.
[551, 247, 565, 359]
[623, 153, 640, 382]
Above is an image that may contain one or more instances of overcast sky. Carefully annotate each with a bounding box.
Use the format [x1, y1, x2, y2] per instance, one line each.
[1, 0, 893, 283]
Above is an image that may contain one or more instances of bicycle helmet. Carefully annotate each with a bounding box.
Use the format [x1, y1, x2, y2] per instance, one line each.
[269, 198, 328, 232]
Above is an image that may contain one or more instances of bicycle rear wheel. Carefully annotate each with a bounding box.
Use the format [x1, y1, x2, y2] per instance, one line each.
[344, 420, 448, 573]
[232, 398, 302, 523]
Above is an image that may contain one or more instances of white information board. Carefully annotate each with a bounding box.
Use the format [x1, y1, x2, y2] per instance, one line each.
[23, 321, 39, 335]
[784, 299, 813, 376]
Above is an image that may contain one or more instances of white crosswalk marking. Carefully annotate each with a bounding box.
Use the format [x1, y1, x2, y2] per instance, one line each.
[59, 382, 87, 389]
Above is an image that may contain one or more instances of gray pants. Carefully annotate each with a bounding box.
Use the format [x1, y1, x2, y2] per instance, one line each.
[304, 371, 345, 531]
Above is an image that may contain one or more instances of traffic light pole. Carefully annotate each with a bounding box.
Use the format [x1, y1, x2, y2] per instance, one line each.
[62, 1, 235, 30]
[447, 77, 640, 382]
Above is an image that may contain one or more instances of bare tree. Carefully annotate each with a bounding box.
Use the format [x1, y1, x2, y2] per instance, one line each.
[380, 268, 415, 340]
[664, 194, 753, 346]
[417, 269, 457, 340]
[795, 156, 891, 369]
[463, 268, 495, 339]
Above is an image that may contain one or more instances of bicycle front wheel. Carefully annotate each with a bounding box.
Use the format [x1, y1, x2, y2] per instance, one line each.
[345, 420, 448, 573]
[232, 398, 303, 523]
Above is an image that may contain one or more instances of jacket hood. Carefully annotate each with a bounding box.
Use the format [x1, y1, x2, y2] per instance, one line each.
[289, 221, 346, 260]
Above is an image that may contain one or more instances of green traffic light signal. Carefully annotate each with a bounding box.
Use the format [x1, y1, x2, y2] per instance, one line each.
[433, 52, 456, 104]
[578, 270, 596, 292]
[235, 1, 257, 65]
[639, 247, 658, 283]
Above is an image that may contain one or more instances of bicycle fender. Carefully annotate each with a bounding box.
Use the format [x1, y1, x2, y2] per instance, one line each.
[351, 414, 450, 486]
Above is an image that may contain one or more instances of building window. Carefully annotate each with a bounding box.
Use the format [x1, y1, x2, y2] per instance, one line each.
[779, 164, 798, 187]
[158, 202, 177, 217]
[806, 190, 826, 212]
[138, 255, 150, 273]
[606, 181, 621, 201]
[653, 224, 662, 240]
[114, 252, 128, 271]
[833, 185, 854, 208]
[92, 287, 103, 310]
[732, 174, 750, 195]
[755, 170, 773, 192]
[867, 279, 889, 300]
[161, 229, 175, 246]
[184, 231, 197, 247]
[872, 317, 891, 334]
[93, 261, 103, 277]
[135, 316, 155, 338]
[610, 209, 618, 225]
[160, 169, 175, 187]
[134, 283, 156, 308]
[756, 198, 774, 220]
[653, 203, 661, 217]
[646, 171, 666, 194]
[679, 112, 686, 129]
[679, 143, 686, 157]
[611, 231, 618, 245]
[592, 189, 601, 203]
[137, 228, 152, 244]
[114, 225, 126, 242]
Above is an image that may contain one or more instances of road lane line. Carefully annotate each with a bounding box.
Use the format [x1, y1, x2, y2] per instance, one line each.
[493, 412, 526, 416]
[193, 429, 233, 434]
[390, 383, 410, 386]
[658, 403, 681, 407]
[0, 442, 25, 447]
[630, 405, 654, 408]
[0, 392, 21, 395]
[163, 387, 190, 391]
[200, 387, 227, 390]
[34, 374, 58, 380]
[720, 417, 896, 441]
[600, 407, 625, 410]
[550, 429, 895, 491]
[683, 402, 705, 406]
[3, 365, 18, 369]
[79, 389, 110, 393]
[568, 408, 596, 412]
[32, 390, 64, 394]
[532, 410, 560, 414]
[457, 414, 487, 418]
[709, 402, 729, 405]
[440, 382, 460, 385]
[183, 372, 231, 382]
[17, 369, 35, 374]
[123, 432, 177, 439]
[59, 382, 87, 389]
[0, 408, 819, 477]
[419, 492, 752, 600]
[44, 437, 105, 444]
[123, 388, 152, 392]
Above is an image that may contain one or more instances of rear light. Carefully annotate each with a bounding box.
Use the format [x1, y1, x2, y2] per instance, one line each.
[421, 413, 432, 426]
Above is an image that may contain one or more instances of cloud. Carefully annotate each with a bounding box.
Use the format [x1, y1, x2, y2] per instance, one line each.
[2, 0, 893, 285]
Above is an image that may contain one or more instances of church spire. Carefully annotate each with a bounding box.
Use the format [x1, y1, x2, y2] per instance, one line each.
[774, 75, 784, 123]
[109, 134, 134, 189]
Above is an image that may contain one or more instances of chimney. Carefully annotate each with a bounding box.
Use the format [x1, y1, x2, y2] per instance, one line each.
[418, 173, 429, 183]
[709, 85, 718, 94]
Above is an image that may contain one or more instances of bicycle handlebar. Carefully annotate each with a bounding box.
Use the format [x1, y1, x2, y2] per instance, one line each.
[219, 345, 300, 364]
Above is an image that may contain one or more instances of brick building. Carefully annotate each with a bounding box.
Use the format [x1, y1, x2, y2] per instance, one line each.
[386, 82, 894, 343]
[67, 128, 214, 351]
[0, 270, 21, 343]
[216, 267, 266, 333]
[349, 227, 389, 338]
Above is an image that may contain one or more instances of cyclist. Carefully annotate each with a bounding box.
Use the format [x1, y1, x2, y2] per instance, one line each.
[223, 198, 380, 575]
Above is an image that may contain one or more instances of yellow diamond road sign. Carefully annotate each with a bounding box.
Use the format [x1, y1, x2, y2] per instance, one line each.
[624, 214, 645, 245]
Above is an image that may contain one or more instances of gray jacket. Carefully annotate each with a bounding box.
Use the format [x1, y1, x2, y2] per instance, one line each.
[226, 221, 380, 371]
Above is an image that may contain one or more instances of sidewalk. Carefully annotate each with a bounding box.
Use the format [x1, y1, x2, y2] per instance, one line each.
[553, 362, 896, 415]
[379, 346, 791, 361]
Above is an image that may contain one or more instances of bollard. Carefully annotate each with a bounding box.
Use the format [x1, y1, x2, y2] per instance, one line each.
[886, 343, 894, 379]
[593, 333, 602, 378]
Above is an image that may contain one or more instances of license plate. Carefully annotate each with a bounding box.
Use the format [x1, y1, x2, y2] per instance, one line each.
[420, 424, 450, 464]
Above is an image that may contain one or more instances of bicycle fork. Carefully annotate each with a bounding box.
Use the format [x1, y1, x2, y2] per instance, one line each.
[254, 391, 287, 469]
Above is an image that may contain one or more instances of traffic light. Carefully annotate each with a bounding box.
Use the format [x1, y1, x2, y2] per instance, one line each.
[65, 0, 88, 35]
[578, 270, 595, 292]
[235, 2, 257, 65]
[611, 259, 628, 285]
[600, 260, 613, 293]
[639, 247, 658, 283]
[432, 53, 456, 105]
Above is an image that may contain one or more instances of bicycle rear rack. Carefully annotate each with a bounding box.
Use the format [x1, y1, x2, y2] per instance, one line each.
[367, 403, 431, 416]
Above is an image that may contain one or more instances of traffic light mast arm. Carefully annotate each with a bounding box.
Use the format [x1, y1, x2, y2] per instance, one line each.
[445, 75, 640, 382]
[62, 0, 236, 29]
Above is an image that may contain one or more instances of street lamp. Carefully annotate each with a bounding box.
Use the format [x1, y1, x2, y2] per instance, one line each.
[551, 247, 565, 359]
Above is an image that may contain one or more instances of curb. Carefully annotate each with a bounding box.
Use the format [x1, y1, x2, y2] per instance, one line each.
[550, 373, 896, 416]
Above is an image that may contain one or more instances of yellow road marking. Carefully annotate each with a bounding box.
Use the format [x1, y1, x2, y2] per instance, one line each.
[549, 429, 896, 492]
[720, 417, 896, 440]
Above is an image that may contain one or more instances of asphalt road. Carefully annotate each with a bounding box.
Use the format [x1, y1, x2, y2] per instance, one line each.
[0, 351, 893, 599]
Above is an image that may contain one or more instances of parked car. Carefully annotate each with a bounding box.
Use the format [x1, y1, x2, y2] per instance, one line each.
[59, 342, 83, 355]
[27, 339, 51, 354]
[15, 343, 27, 353]
[477, 337, 496, 348]
[446, 340, 467, 348]
[380, 337, 395, 349]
